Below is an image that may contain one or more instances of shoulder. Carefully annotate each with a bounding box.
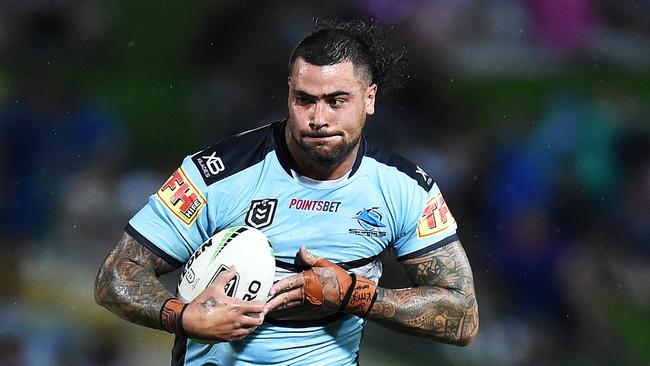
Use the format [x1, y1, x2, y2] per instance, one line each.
[189, 122, 280, 186]
[361, 135, 434, 192]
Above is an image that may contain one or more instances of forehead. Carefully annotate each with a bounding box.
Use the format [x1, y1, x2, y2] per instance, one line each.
[289, 58, 365, 93]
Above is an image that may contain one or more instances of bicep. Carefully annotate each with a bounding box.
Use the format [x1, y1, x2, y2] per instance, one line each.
[100, 232, 177, 279]
[400, 240, 474, 291]
[95, 232, 179, 328]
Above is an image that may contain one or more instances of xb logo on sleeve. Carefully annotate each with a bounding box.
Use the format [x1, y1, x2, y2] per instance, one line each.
[202, 152, 225, 175]
[245, 199, 278, 229]
[193, 149, 226, 184]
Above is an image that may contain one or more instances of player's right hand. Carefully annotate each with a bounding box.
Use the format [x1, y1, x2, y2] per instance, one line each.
[181, 266, 266, 342]
[266, 247, 377, 318]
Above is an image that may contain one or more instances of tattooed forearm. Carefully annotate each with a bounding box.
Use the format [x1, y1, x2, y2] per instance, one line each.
[368, 241, 479, 346]
[94, 232, 177, 329]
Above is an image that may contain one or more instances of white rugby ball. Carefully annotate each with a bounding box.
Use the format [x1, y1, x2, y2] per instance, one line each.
[176, 226, 275, 303]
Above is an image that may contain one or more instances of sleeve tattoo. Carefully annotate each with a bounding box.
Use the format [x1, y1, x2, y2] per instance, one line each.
[368, 241, 479, 345]
[94, 232, 177, 330]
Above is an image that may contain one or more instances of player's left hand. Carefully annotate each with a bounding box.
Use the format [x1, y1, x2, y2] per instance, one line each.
[265, 246, 377, 317]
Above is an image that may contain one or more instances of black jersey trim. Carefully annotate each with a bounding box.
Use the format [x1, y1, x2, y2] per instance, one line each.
[349, 135, 366, 176]
[171, 335, 187, 366]
[272, 120, 294, 176]
[362, 135, 434, 191]
[124, 224, 183, 268]
[396, 234, 459, 262]
[192, 122, 278, 186]
[275, 254, 379, 272]
[265, 312, 347, 327]
[356, 319, 367, 366]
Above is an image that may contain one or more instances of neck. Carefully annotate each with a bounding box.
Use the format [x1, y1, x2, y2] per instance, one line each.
[284, 127, 360, 181]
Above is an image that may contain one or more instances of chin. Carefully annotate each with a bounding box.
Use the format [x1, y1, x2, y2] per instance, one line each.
[310, 147, 353, 167]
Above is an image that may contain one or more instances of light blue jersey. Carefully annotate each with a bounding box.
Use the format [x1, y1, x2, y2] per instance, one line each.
[127, 121, 458, 365]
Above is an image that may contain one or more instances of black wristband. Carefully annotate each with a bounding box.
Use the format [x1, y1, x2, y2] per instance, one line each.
[339, 273, 357, 312]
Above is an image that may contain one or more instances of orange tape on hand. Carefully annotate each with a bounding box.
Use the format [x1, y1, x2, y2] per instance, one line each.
[302, 258, 377, 318]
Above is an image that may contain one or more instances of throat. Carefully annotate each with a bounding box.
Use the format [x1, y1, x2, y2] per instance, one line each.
[290, 169, 351, 188]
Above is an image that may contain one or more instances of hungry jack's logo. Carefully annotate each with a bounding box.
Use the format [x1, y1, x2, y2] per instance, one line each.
[157, 167, 206, 226]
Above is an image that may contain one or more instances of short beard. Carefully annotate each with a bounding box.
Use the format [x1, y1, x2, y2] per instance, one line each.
[296, 135, 361, 168]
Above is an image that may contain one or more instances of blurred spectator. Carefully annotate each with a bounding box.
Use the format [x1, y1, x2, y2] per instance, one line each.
[0, 1, 123, 364]
[0, 0, 120, 271]
[528, 0, 599, 53]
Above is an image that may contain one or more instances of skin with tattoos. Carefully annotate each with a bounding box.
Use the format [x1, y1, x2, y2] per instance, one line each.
[95, 233, 266, 341]
[96, 22, 479, 364]
[367, 241, 478, 345]
[94, 232, 175, 329]
[266, 242, 478, 346]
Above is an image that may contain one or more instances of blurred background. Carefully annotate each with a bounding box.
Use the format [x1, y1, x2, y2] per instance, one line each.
[0, 0, 648, 365]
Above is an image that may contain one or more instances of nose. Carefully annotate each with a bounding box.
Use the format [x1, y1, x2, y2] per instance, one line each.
[309, 100, 328, 129]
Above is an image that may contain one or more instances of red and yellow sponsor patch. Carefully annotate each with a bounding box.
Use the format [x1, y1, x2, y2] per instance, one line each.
[156, 167, 206, 226]
[417, 193, 455, 239]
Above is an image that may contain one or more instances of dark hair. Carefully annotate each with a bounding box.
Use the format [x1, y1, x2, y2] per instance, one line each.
[289, 18, 407, 98]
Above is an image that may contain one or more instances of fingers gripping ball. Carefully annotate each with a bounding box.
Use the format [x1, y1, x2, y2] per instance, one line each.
[302, 258, 377, 317]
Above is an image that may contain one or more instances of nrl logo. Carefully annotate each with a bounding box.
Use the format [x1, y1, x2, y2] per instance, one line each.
[245, 199, 278, 229]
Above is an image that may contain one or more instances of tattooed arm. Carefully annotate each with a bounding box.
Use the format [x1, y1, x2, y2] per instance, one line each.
[266, 242, 478, 345]
[94, 232, 176, 329]
[95, 232, 266, 341]
[367, 241, 479, 346]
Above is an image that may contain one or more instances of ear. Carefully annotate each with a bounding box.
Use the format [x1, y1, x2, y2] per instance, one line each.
[365, 83, 377, 115]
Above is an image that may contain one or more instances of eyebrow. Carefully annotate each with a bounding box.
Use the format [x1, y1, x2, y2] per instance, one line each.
[295, 90, 351, 99]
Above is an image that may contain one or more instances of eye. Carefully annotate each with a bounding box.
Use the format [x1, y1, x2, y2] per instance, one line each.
[296, 96, 315, 106]
[328, 98, 345, 107]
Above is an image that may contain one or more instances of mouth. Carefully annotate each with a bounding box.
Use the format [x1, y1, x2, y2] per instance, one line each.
[302, 133, 341, 143]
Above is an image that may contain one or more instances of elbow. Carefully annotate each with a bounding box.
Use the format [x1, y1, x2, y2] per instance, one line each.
[94, 283, 104, 306]
[94, 267, 110, 307]
[455, 327, 478, 347]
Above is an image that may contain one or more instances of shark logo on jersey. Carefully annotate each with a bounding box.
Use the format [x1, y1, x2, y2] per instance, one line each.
[245, 199, 277, 229]
[349, 207, 386, 237]
[355, 207, 386, 229]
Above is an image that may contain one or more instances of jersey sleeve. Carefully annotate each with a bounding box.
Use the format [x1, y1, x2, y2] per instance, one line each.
[126, 156, 212, 267]
[393, 182, 458, 261]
